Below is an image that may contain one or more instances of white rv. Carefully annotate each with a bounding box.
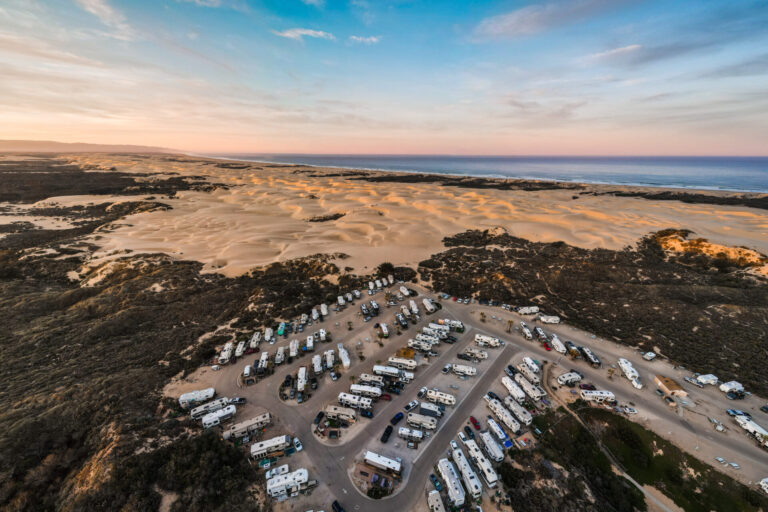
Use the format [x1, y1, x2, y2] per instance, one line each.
[407, 412, 438, 430]
[305, 336, 314, 352]
[218, 342, 234, 365]
[618, 358, 643, 389]
[266, 468, 309, 498]
[274, 346, 286, 365]
[373, 365, 401, 378]
[426, 389, 456, 406]
[523, 356, 540, 374]
[452, 364, 477, 377]
[324, 349, 335, 369]
[338, 392, 373, 410]
[501, 376, 527, 403]
[250, 435, 291, 460]
[311, 308, 320, 322]
[517, 363, 540, 385]
[475, 333, 501, 348]
[580, 390, 616, 403]
[478, 430, 505, 463]
[408, 338, 432, 352]
[202, 405, 236, 429]
[337, 343, 351, 369]
[358, 373, 385, 387]
[516, 306, 539, 315]
[464, 439, 498, 488]
[557, 371, 583, 386]
[319, 329, 327, 342]
[289, 339, 299, 358]
[539, 315, 560, 324]
[249, 331, 262, 350]
[264, 328, 274, 343]
[320, 304, 329, 317]
[388, 357, 417, 371]
[222, 412, 272, 440]
[514, 373, 547, 400]
[409, 300, 419, 315]
[179, 388, 215, 409]
[463, 347, 488, 360]
[437, 459, 465, 507]
[324, 405, 357, 423]
[451, 443, 483, 498]
[297, 366, 307, 393]
[312, 354, 323, 374]
[190, 397, 229, 420]
[423, 298, 436, 313]
[485, 396, 520, 434]
[399, 285, 410, 296]
[350, 384, 382, 399]
[365, 451, 401, 474]
[549, 334, 566, 354]
[398, 427, 424, 442]
[503, 396, 533, 425]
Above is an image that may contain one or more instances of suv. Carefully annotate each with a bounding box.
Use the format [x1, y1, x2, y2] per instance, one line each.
[360, 409, 374, 419]
[405, 400, 419, 412]
[228, 397, 247, 405]
[332, 500, 346, 512]
[417, 387, 428, 398]
[463, 426, 475, 439]
[381, 425, 393, 443]
[505, 365, 517, 377]
[390, 412, 404, 425]
[442, 364, 452, 374]
[314, 411, 325, 425]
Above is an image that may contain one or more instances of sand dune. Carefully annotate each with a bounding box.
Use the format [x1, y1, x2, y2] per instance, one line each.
[44, 153, 768, 277]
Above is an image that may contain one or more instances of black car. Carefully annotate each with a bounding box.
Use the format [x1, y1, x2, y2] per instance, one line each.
[391, 412, 404, 425]
[381, 425, 393, 443]
[310, 377, 318, 390]
[463, 426, 475, 439]
[314, 411, 325, 425]
[761, 405, 768, 414]
[487, 391, 500, 401]
[332, 500, 346, 512]
[228, 397, 247, 405]
[386, 386, 402, 395]
[457, 353, 473, 362]
[284, 374, 293, 387]
[505, 365, 517, 377]
[360, 409, 374, 418]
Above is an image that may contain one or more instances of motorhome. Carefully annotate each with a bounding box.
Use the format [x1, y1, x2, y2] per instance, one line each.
[297, 366, 307, 393]
[350, 384, 382, 399]
[474, 334, 501, 347]
[320, 304, 329, 317]
[345, 292, 354, 303]
[257, 351, 269, 374]
[368, 281, 375, 291]
[305, 336, 314, 352]
[478, 430, 505, 462]
[514, 373, 547, 400]
[437, 459, 465, 507]
[415, 333, 439, 345]
[324, 349, 335, 369]
[249, 331, 262, 350]
[580, 390, 616, 404]
[539, 315, 560, 324]
[373, 365, 401, 378]
[426, 389, 456, 406]
[486, 417, 513, 449]
[218, 342, 234, 365]
[398, 427, 424, 442]
[400, 305, 412, 319]
[521, 325, 533, 340]
[375, 279, 383, 289]
[319, 329, 327, 342]
[452, 364, 477, 377]
[399, 286, 410, 297]
[463, 347, 488, 360]
[222, 412, 272, 440]
[358, 373, 385, 387]
[264, 327, 274, 343]
[451, 443, 483, 499]
[517, 363, 540, 385]
[191, 397, 229, 420]
[250, 435, 292, 460]
[581, 347, 602, 368]
[533, 327, 547, 340]
[407, 412, 438, 430]
[388, 357, 417, 371]
[501, 376, 527, 403]
[423, 298, 436, 313]
[289, 339, 299, 358]
[337, 296, 346, 307]
[311, 308, 320, 322]
[365, 451, 402, 474]
[409, 300, 419, 315]
[179, 388, 215, 409]
[523, 356, 540, 374]
[557, 371, 583, 387]
[324, 405, 357, 423]
[408, 338, 432, 352]
[354, 289, 362, 299]
[337, 343, 350, 369]
[419, 401, 443, 418]
[549, 334, 566, 354]
[338, 392, 373, 410]
[464, 439, 498, 488]
[370, 300, 380, 316]
[618, 358, 643, 389]
[503, 396, 533, 425]
[274, 346, 286, 365]
[429, 322, 450, 333]
[202, 405, 236, 429]
[266, 468, 310, 499]
[312, 355, 323, 375]
[484, 396, 521, 434]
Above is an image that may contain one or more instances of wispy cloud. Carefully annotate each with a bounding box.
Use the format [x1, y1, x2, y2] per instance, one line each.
[584, 44, 642, 63]
[177, 0, 223, 6]
[74, 0, 136, 40]
[349, 35, 380, 45]
[474, 0, 623, 41]
[272, 28, 335, 42]
[301, 0, 325, 7]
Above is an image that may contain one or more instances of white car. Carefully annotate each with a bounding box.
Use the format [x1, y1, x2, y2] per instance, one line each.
[729, 462, 741, 470]
[293, 437, 303, 452]
[405, 400, 419, 412]
[624, 407, 638, 415]
[715, 457, 726, 464]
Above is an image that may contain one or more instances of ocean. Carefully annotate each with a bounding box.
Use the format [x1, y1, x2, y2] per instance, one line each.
[211, 154, 768, 193]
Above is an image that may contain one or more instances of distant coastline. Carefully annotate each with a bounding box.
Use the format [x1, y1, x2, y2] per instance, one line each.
[202, 153, 768, 193]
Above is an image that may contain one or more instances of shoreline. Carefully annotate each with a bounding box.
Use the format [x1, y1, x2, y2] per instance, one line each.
[192, 152, 768, 195]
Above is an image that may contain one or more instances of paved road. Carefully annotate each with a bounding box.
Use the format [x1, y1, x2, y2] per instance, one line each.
[219, 285, 768, 510]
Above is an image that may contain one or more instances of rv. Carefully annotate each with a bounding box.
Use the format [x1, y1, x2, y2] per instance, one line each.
[533, 327, 547, 340]
[191, 397, 229, 420]
[557, 371, 583, 387]
[428, 490, 446, 512]
[264, 328, 274, 343]
[517, 363, 540, 385]
[361, 303, 369, 316]
[423, 298, 436, 313]
[218, 342, 234, 365]
[395, 313, 408, 328]
[289, 339, 299, 358]
[350, 384, 382, 399]
[697, 374, 719, 386]
[415, 333, 440, 345]
[373, 365, 401, 378]
[368, 281, 375, 291]
[549, 334, 566, 354]
[503, 396, 533, 425]
[277, 322, 286, 337]
[300, 313, 309, 325]
[523, 356, 540, 374]
[375, 279, 383, 289]
[320, 304, 329, 317]
[400, 305, 412, 318]
[202, 405, 236, 429]
[337, 296, 345, 307]
[618, 358, 643, 389]
[464, 439, 498, 488]
[257, 351, 270, 374]
[437, 459, 465, 507]
[358, 373, 385, 387]
[516, 306, 540, 315]
[451, 443, 483, 499]
[539, 315, 560, 324]
[501, 376, 527, 403]
[249, 331, 262, 350]
[266, 468, 310, 499]
[319, 329, 327, 342]
[475, 333, 502, 348]
[311, 308, 320, 322]
[250, 435, 292, 460]
[521, 325, 533, 340]
[324, 405, 357, 423]
[419, 401, 444, 418]
[429, 322, 450, 333]
[222, 412, 272, 440]
[305, 336, 314, 352]
[735, 415, 768, 444]
[452, 364, 477, 377]
[370, 300, 380, 316]
[337, 343, 350, 369]
[297, 366, 307, 393]
[388, 274, 395, 285]
[354, 289, 362, 299]
[408, 338, 432, 352]
[485, 396, 521, 434]
[409, 300, 420, 315]
[514, 373, 547, 400]
[345, 292, 353, 303]
[580, 390, 616, 404]
[338, 392, 373, 410]
[581, 347, 602, 368]
[399, 371, 415, 384]
[426, 389, 456, 406]
[378, 323, 389, 338]
[398, 427, 424, 442]
[407, 412, 438, 430]
[365, 451, 402, 474]
[243, 365, 252, 378]
[179, 388, 215, 409]
[324, 349, 335, 369]
[486, 417, 513, 449]
[274, 346, 286, 365]
[463, 347, 488, 360]
[478, 430, 505, 462]
[565, 340, 581, 358]
[388, 357, 417, 371]
[312, 354, 323, 375]
[399, 285, 410, 297]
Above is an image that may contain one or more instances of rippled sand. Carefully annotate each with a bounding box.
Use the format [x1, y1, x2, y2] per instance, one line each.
[50, 154, 768, 277]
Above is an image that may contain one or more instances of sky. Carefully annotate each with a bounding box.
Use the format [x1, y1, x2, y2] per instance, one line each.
[0, 0, 767, 155]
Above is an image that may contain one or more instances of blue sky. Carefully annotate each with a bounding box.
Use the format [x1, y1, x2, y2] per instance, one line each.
[0, 0, 767, 154]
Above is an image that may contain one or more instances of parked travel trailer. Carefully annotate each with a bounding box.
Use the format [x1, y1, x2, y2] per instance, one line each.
[369, 281, 375, 291]
[409, 300, 419, 315]
[419, 401, 444, 418]
[364, 451, 402, 474]
[218, 342, 234, 365]
[318, 329, 326, 342]
[697, 374, 719, 386]
[463, 347, 488, 360]
[539, 315, 560, 324]
[250, 435, 292, 460]
[475, 333, 501, 347]
[338, 343, 350, 369]
[324, 405, 357, 423]
[407, 412, 438, 430]
[297, 366, 307, 393]
[580, 390, 616, 404]
[521, 325, 533, 340]
[354, 289, 362, 299]
[514, 373, 547, 400]
[720, 381, 745, 394]
[311, 308, 319, 322]
[415, 333, 440, 345]
[451, 443, 483, 499]
[370, 300, 380, 315]
[257, 351, 269, 374]
[735, 415, 768, 444]
[249, 331, 262, 350]
[202, 405, 236, 429]
[437, 459, 465, 507]
[533, 327, 547, 340]
[350, 384, 382, 399]
[222, 412, 272, 440]
[581, 347, 602, 368]
[549, 334, 566, 354]
[378, 323, 389, 338]
[388, 357, 417, 371]
[565, 340, 581, 358]
[485, 396, 521, 434]
[464, 439, 498, 488]
[274, 346, 286, 365]
[337, 296, 345, 308]
[452, 364, 477, 377]
[191, 397, 229, 420]
[300, 313, 308, 325]
[618, 358, 643, 389]
[398, 427, 424, 442]
[400, 371, 415, 383]
[289, 339, 299, 358]
[375, 279, 382, 289]
[265, 327, 274, 343]
[486, 417, 513, 449]
[557, 371, 583, 387]
[388, 274, 395, 285]
[338, 392, 373, 410]
[358, 373, 385, 387]
[503, 396, 533, 425]
[516, 306, 539, 315]
[345, 292, 353, 303]
[429, 322, 450, 333]
[426, 389, 456, 406]
[399, 286, 410, 297]
[266, 468, 310, 499]
[428, 490, 445, 512]
[373, 365, 401, 378]
[517, 363, 540, 385]
[423, 298, 436, 313]
[400, 305, 412, 320]
[408, 338, 432, 352]
[478, 430, 505, 462]
[304, 336, 314, 352]
[320, 304, 329, 317]
[501, 376, 527, 403]
[523, 356, 540, 374]
[179, 388, 215, 409]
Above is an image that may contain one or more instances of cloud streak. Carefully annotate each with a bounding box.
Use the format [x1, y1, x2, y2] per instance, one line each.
[272, 28, 335, 41]
[74, 0, 136, 40]
[349, 35, 380, 44]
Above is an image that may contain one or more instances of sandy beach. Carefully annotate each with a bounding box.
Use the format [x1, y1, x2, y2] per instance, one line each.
[21, 153, 768, 277]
